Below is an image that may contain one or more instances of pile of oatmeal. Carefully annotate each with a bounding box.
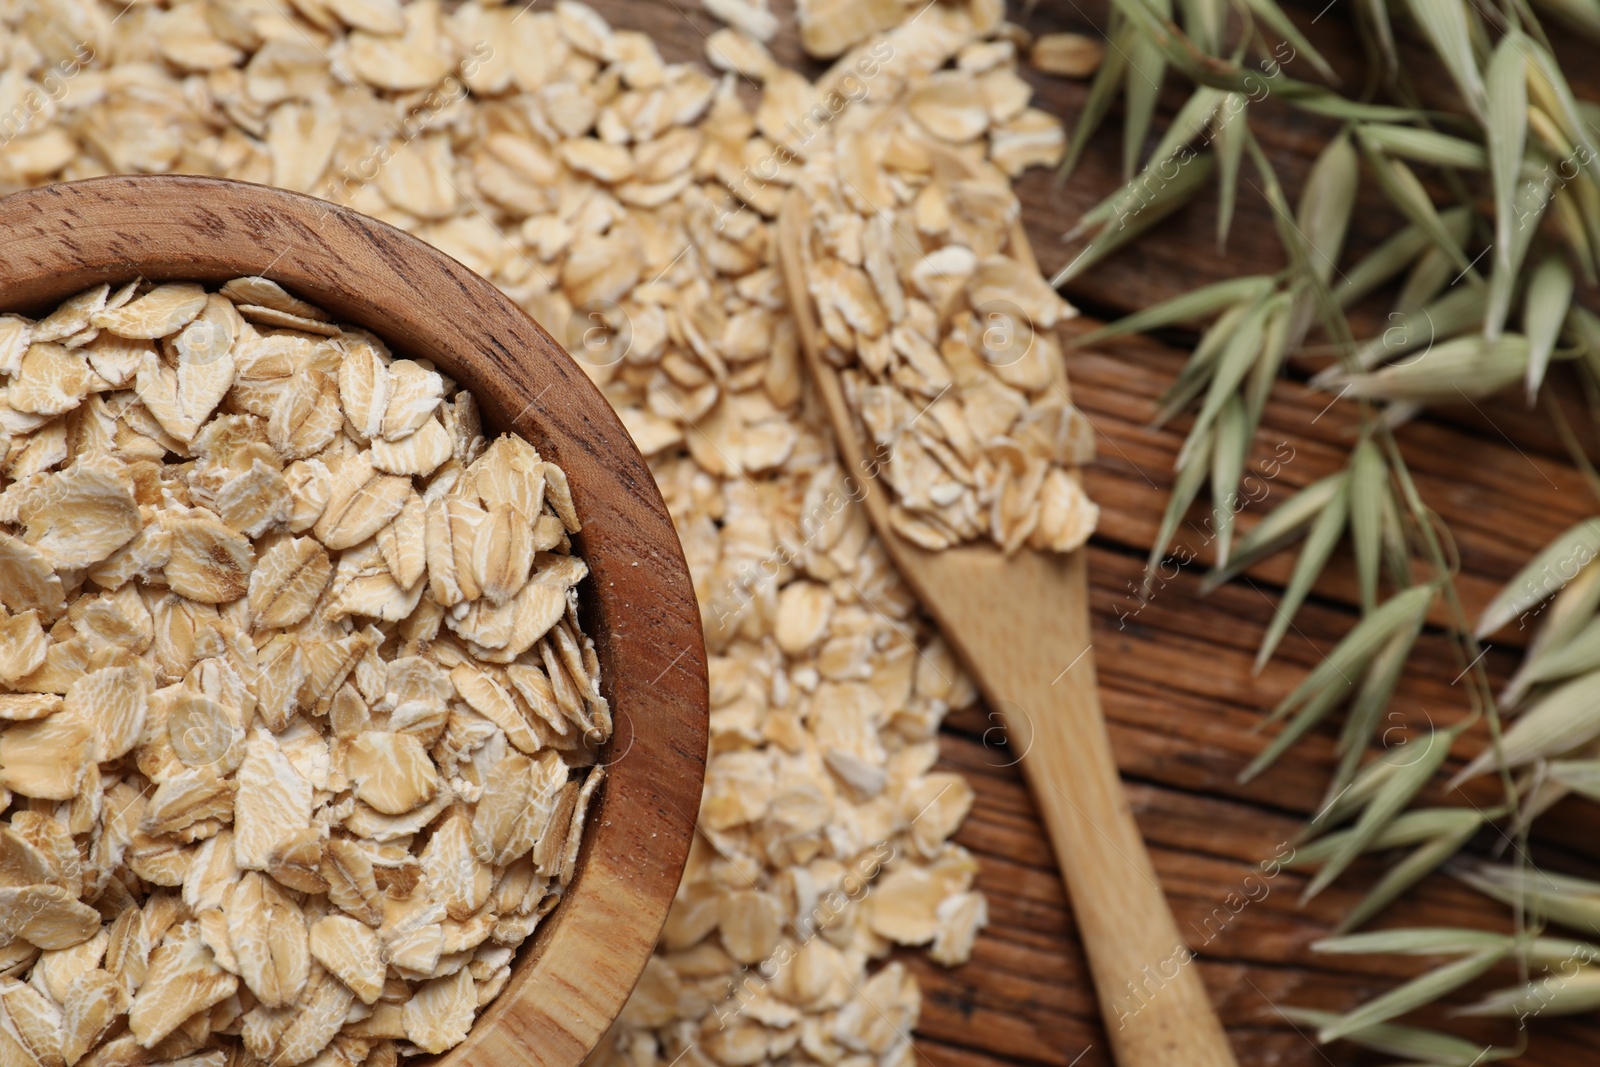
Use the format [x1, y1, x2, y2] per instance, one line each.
[0, 1, 1096, 1066]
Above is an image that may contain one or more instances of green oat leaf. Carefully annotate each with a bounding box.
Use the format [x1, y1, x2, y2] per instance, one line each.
[1570, 179, 1600, 284]
[1520, 615, 1600, 688]
[1244, 299, 1293, 422]
[1177, 0, 1225, 53]
[1240, 682, 1350, 782]
[1351, 282, 1487, 374]
[1485, 35, 1529, 340]
[1147, 85, 1227, 170]
[1358, 0, 1399, 76]
[1332, 610, 1424, 795]
[1573, 307, 1600, 384]
[1318, 949, 1510, 1040]
[1214, 97, 1247, 250]
[1504, 559, 1600, 706]
[1395, 208, 1477, 311]
[1324, 334, 1528, 403]
[1530, 0, 1600, 34]
[1144, 428, 1214, 593]
[1335, 815, 1481, 932]
[1075, 275, 1276, 344]
[1248, 130, 1308, 274]
[1548, 758, 1600, 802]
[1288, 91, 1423, 122]
[1452, 861, 1600, 937]
[1287, 133, 1360, 345]
[1270, 585, 1438, 724]
[1210, 395, 1252, 567]
[1290, 807, 1485, 866]
[1487, 173, 1557, 336]
[1379, 480, 1414, 591]
[1404, 0, 1488, 121]
[1155, 300, 1252, 425]
[1312, 281, 1487, 390]
[1124, 33, 1169, 177]
[1302, 727, 1458, 902]
[1336, 207, 1473, 309]
[1181, 293, 1278, 469]
[1452, 667, 1600, 783]
[1363, 148, 1474, 273]
[1243, 586, 1438, 782]
[1281, 1007, 1513, 1063]
[1350, 436, 1386, 613]
[1236, 0, 1338, 81]
[1477, 517, 1600, 635]
[1254, 475, 1351, 671]
[1524, 253, 1575, 400]
[1357, 124, 1488, 170]
[1203, 472, 1348, 590]
[1523, 938, 1600, 966]
[1525, 41, 1600, 189]
[1314, 927, 1513, 957]
[1060, 23, 1133, 183]
[1250, 132, 1359, 361]
[1457, 969, 1600, 1018]
[1310, 750, 1408, 830]
[1052, 153, 1217, 286]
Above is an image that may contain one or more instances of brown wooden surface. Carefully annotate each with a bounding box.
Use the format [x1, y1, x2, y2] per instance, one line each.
[571, 1, 1600, 1064]
[0, 177, 710, 1067]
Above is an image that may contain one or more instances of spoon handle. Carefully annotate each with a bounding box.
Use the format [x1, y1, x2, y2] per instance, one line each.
[963, 550, 1238, 1067]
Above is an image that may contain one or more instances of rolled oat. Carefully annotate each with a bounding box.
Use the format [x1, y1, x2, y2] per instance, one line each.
[0, 279, 606, 1065]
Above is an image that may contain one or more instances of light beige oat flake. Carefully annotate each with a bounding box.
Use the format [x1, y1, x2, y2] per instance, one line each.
[309, 915, 385, 1006]
[1030, 32, 1105, 77]
[0, 712, 91, 800]
[249, 536, 333, 629]
[91, 284, 209, 340]
[164, 515, 255, 603]
[346, 732, 439, 815]
[227, 873, 310, 1009]
[401, 968, 475, 1055]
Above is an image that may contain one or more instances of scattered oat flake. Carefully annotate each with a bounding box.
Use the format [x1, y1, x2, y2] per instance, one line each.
[1030, 32, 1105, 78]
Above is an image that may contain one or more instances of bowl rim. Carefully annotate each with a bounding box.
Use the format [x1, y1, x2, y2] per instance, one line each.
[0, 174, 709, 1067]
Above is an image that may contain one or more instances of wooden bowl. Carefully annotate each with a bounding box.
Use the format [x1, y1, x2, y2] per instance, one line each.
[0, 176, 709, 1067]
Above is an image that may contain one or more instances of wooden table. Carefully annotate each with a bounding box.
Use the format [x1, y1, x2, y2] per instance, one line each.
[595, 0, 1600, 1061]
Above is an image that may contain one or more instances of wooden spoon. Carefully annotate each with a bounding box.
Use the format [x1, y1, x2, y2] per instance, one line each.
[777, 165, 1238, 1066]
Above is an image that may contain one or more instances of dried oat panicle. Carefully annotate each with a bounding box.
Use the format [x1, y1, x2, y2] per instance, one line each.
[0, 277, 607, 1065]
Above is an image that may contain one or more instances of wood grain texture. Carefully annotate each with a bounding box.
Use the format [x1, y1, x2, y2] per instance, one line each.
[0, 176, 710, 1067]
[778, 152, 1237, 1065]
